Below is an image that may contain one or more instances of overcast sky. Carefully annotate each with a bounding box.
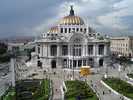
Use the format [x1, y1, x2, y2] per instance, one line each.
[0, 0, 133, 38]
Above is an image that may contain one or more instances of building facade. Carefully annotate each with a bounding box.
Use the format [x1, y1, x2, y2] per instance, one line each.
[34, 6, 110, 69]
[110, 36, 133, 57]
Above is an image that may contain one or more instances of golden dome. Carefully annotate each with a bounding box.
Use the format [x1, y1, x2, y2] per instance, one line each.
[48, 26, 59, 33]
[59, 15, 84, 25]
[59, 6, 84, 25]
[47, 6, 85, 33]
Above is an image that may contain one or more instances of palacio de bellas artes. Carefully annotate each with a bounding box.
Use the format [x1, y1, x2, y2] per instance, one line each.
[32, 6, 110, 70]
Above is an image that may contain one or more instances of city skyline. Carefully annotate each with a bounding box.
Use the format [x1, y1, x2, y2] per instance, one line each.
[0, 0, 133, 38]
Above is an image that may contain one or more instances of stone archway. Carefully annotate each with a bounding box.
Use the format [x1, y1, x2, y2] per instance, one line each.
[37, 60, 42, 68]
[99, 59, 103, 66]
[51, 60, 56, 68]
[88, 58, 94, 67]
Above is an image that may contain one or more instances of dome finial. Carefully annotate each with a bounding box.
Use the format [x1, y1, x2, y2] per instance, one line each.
[69, 5, 74, 16]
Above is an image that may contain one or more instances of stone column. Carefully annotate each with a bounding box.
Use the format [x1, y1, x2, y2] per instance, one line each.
[57, 45, 60, 57]
[67, 59, 69, 68]
[42, 45, 43, 57]
[69, 59, 71, 68]
[71, 45, 73, 56]
[39, 45, 42, 57]
[104, 44, 107, 56]
[68, 44, 70, 56]
[36, 44, 38, 54]
[95, 44, 98, 56]
[86, 59, 87, 66]
[93, 44, 96, 56]
[72, 60, 73, 69]
[76, 60, 78, 68]
[94, 58, 99, 67]
[86, 44, 88, 56]
[82, 60, 83, 66]
[48, 45, 50, 57]
[82, 45, 86, 56]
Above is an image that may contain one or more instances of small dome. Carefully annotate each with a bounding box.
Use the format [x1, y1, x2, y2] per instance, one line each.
[48, 26, 59, 33]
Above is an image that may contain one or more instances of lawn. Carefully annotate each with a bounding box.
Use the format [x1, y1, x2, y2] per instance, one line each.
[127, 73, 133, 79]
[33, 79, 50, 100]
[103, 77, 133, 99]
[0, 87, 16, 100]
[16, 79, 51, 100]
[65, 80, 98, 100]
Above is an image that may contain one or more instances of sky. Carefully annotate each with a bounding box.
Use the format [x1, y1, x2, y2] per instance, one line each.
[0, 0, 133, 38]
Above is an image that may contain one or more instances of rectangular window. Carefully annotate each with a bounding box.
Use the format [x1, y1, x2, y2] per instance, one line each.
[79, 48, 81, 56]
[76, 28, 79, 32]
[83, 60, 86, 66]
[38, 47, 40, 54]
[84, 28, 86, 33]
[72, 28, 75, 32]
[62, 45, 68, 56]
[80, 28, 83, 32]
[51, 45, 57, 56]
[98, 45, 104, 55]
[88, 45, 93, 55]
[61, 28, 63, 33]
[69, 28, 71, 33]
[65, 28, 67, 33]
[73, 45, 81, 56]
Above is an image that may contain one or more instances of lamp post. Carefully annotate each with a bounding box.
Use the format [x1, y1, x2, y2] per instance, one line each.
[10, 52, 16, 87]
[72, 44, 74, 80]
[118, 64, 121, 78]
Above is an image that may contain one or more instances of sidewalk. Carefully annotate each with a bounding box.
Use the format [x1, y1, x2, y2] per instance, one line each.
[52, 77, 62, 100]
[87, 74, 121, 100]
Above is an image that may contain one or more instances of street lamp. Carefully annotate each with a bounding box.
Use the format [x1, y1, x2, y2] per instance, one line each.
[72, 44, 74, 80]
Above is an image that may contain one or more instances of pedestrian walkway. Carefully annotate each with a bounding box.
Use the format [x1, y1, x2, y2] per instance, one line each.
[87, 74, 121, 100]
[52, 77, 62, 100]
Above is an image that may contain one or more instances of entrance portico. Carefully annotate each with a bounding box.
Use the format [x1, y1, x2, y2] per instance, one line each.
[62, 57, 96, 69]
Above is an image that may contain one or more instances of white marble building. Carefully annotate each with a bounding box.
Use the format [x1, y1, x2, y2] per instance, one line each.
[34, 6, 110, 69]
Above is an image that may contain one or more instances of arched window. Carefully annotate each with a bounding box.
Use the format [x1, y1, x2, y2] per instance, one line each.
[38, 47, 40, 54]
[99, 59, 103, 66]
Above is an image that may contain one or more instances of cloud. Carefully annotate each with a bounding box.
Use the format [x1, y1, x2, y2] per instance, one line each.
[97, 0, 133, 33]
[0, 0, 133, 38]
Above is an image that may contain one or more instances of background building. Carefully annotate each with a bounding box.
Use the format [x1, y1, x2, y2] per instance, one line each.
[110, 36, 133, 57]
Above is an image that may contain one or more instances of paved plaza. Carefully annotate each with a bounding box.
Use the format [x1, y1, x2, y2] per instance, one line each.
[1, 58, 133, 100]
